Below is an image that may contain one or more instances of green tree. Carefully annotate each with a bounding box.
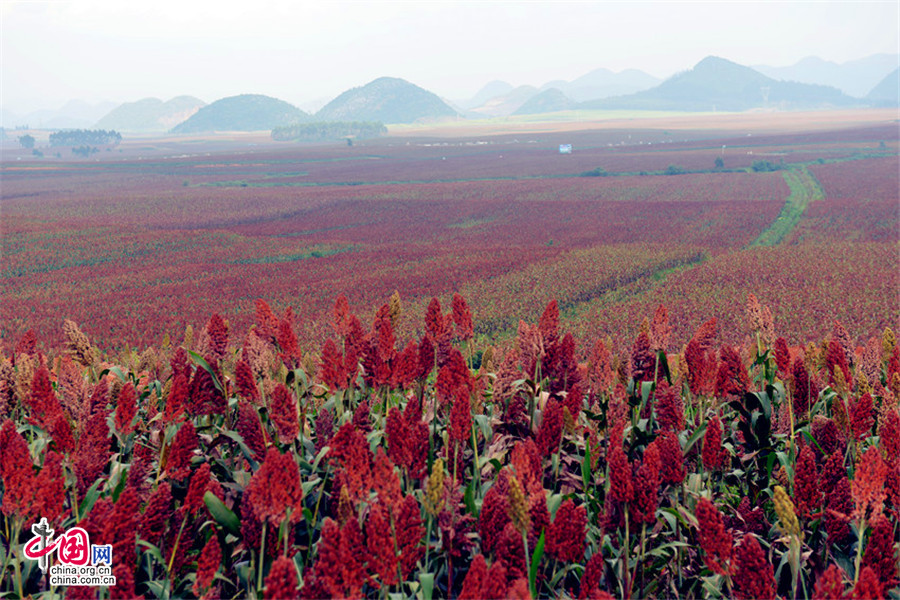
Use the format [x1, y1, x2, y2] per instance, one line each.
[715, 156, 724, 169]
[18, 134, 35, 149]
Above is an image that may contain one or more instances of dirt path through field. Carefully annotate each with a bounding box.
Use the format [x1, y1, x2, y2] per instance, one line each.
[751, 166, 824, 246]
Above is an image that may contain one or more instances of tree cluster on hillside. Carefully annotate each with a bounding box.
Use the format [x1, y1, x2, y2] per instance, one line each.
[48, 129, 121, 147]
[272, 121, 387, 142]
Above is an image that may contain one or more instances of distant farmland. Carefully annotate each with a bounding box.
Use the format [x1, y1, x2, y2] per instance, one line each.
[2, 116, 897, 352]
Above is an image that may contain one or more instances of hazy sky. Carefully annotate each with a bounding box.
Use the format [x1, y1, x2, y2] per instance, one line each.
[2, 0, 898, 114]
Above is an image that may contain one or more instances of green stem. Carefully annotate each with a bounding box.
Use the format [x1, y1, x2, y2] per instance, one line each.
[471, 425, 481, 498]
[623, 507, 631, 599]
[167, 514, 189, 578]
[854, 516, 866, 584]
[424, 515, 433, 572]
[522, 530, 532, 598]
[258, 521, 267, 594]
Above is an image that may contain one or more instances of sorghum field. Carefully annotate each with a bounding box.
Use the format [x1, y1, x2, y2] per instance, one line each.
[0, 112, 898, 599]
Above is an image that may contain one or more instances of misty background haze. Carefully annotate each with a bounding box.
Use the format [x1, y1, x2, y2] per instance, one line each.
[2, 0, 898, 121]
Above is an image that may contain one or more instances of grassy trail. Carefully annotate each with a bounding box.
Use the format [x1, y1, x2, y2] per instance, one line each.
[751, 166, 824, 247]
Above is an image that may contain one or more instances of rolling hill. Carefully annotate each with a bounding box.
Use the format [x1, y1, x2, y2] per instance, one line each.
[512, 88, 575, 115]
[315, 77, 457, 124]
[171, 94, 309, 133]
[96, 96, 205, 132]
[866, 68, 900, 106]
[583, 56, 858, 112]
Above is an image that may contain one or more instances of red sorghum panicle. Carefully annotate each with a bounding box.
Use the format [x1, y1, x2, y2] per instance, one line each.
[140, 482, 172, 544]
[164, 372, 189, 424]
[520, 491, 545, 552]
[27, 366, 64, 431]
[825, 476, 854, 545]
[495, 522, 526, 581]
[850, 566, 883, 600]
[314, 407, 334, 455]
[826, 338, 853, 389]
[696, 497, 733, 576]
[277, 308, 301, 369]
[702, 415, 724, 470]
[479, 475, 511, 555]
[188, 362, 226, 417]
[792, 357, 815, 418]
[607, 425, 634, 506]
[775, 337, 791, 376]
[328, 422, 373, 503]
[74, 407, 112, 494]
[165, 421, 198, 480]
[235, 358, 260, 403]
[631, 442, 660, 524]
[813, 416, 845, 457]
[536, 397, 563, 456]
[459, 554, 489, 600]
[204, 313, 229, 363]
[352, 398, 372, 434]
[114, 382, 137, 435]
[656, 431, 686, 486]
[396, 493, 425, 579]
[246, 447, 303, 527]
[588, 338, 614, 395]
[736, 496, 767, 536]
[547, 499, 586, 562]
[372, 447, 401, 508]
[309, 517, 368, 599]
[511, 439, 543, 495]
[878, 409, 900, 464]
[655, 380, 685, 433]
[580, 552, 613, 599]
[852, 446, 888, 521]
[268, 383, 299, 444]
[264, 555, 298, 600]
[0, 419, 36, 518]
[732, 534, 776, 600]
[716, 344, 749, 398]
[366, 500, 399, 588]
[193, 536, 222, 597]
[452, 293, 474, 341]
[862, 517, 899, 589]
[31, 450, 65, 526]
[649, 304, 671, 352]
[630, 331, 655, 383]
[236, 399, 267, 460]
[449, 387, 472, 448]
[794, 443, 821, 518]
[813, 564, 847, 600]
[417, 335, 435, 379]
[391, 341, 420, 389]
[318, 338, 347, 391]
[183, 462, 224, 518]
[850, 393, 875, 441]
[435, 348, 472, 405]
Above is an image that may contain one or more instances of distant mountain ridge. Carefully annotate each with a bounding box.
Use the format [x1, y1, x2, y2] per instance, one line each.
[1, 100, 117, 129]
[542, 68, 661, 102]
[172, 94, 309, 133]
[584, 56, 858, 112]
[866, 68, 900, 106]
[754, 54, 899, 98]
[316, 77, 457, 124]
[468, 85, 540, 117]
[96, 96, 205, 132]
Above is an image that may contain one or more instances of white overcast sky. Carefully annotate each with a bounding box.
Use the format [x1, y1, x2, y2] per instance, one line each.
[2, 0, 898, 114]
